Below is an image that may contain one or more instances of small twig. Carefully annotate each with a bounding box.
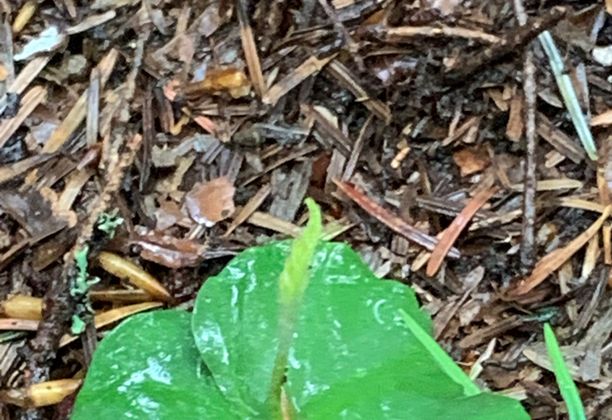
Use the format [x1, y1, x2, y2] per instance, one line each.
[370, 25, 501, 44]
[86, 68, 100, 146]
[513, 0, 537, 274]
[444, 6, 566, 84]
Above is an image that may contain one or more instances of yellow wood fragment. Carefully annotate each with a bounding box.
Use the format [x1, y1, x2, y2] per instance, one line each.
[12, 1, 37, 34]
[0, 295, 43, 320]
[97, 252, 172, 302]
[0, 379, 81, 408]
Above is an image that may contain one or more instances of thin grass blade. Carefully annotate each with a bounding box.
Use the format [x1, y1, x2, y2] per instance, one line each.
[543, 323, 586, 420]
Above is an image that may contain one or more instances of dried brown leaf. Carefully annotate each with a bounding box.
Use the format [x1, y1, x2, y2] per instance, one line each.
[184, 176, 235, 227]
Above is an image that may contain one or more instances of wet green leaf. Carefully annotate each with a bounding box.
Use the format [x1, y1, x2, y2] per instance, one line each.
[192, 241, 528, 418]
[74, 198, 528, 420]
[72, 310, 240, 419]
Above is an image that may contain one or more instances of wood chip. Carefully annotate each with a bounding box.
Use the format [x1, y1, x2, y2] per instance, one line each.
[303, 104, 352, 157]
[536, 113, 584, 163]
[12, 1, 37, 34]
[591, 109, 612, 126]
[0, 85, 46, 149]
[263, 54, 336, 106]
[130, 230, 206, 269]
[183, 67, 251, 99]
[506, 90, 524, 141]
[452, 147, 490, 176]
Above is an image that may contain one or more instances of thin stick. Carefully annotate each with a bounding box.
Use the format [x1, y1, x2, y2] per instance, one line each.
[513, 0, 538, 274]
[86, 69, 100, 146]
[236, 0, 265, 97]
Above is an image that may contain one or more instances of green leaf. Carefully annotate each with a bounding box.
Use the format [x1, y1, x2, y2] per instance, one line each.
[192, 241, 529, 418]
[544, 323, 586, 420]
[72, 310, 240, 420]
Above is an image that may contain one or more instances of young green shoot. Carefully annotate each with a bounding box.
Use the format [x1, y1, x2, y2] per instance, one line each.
[267, 198, 322, 417]
[543, 323, 586, 420]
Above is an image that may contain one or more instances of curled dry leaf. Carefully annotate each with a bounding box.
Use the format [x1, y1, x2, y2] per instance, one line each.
[131, 228, 206, 269]
[184, 176, 235, 227]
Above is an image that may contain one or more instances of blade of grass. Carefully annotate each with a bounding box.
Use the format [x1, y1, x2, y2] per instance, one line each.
[538, 31, 597, 160]
[543, 323, 586, 420]
[399, 309, 480, 397]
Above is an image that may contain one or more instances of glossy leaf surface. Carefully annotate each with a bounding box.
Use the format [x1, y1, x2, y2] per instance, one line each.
[192, 241, 529, 418]
[72, 310, 239, 419]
